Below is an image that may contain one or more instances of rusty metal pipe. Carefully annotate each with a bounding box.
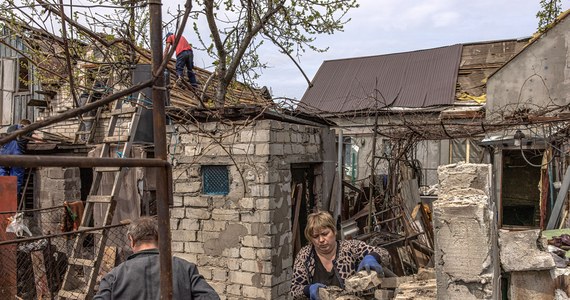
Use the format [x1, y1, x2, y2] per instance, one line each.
[0, 155, 169, 168]
[149, 0, 174, 298]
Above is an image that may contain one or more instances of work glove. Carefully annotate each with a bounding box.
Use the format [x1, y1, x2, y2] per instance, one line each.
[357, 254, 384, 276]
[309, 283, 326, 300]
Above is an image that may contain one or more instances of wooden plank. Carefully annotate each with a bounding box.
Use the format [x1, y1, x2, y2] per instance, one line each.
[31, 251, 50, 300]
[547, 165, 570, 229]
[98, 246, 117, 282]
[291, 184, 303, 257]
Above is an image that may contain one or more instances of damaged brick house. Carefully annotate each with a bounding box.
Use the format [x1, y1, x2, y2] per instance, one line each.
[0, 21, 341, 299]
[297, 38, 529, 226]
[290, 9, 570, 299]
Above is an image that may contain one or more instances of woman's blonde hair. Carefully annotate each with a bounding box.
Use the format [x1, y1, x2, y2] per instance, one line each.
[304, 211, 336, 241]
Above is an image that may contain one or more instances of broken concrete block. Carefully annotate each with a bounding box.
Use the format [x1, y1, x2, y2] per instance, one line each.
[437, 163, 492, 200]
[394, 278, 436, 300]
[318, 286, 363, 300]
[374, 289, 395, 300]
[499, 230, 555, 272]
[380, 276, 414, 289]
[319, 286, 343, 300]
[344, 270, 382, 292]
[435, 163, 497, 299]
[509, 270, 555, 300]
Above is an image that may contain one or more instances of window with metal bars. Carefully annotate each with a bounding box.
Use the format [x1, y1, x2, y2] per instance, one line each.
[202, 165, 229, 195]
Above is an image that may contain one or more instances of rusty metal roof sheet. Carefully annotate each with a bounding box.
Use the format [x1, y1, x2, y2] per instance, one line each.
[299, 44, 462, 113]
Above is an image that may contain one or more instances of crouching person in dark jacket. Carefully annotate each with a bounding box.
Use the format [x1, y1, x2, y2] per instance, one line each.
[94, 217, 220, 300]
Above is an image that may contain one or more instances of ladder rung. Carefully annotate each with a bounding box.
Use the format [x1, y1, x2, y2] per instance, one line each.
[80, 116, 96, 121]
[68, 258, 95, 267]
[95, 167, 121, 172]
[58, 290, 87, 300]
[111, 107, 137, 115]
[75, 131, 91, 135]
[87, 195, 113, 203]
[104, 136, 129, 143]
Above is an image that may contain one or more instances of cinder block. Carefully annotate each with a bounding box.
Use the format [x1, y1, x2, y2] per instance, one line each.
[499, 230, 555, 272]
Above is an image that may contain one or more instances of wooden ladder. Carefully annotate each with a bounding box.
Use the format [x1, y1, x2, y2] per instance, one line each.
[58, 92, 145, 299]
[74, 66, 112, 144]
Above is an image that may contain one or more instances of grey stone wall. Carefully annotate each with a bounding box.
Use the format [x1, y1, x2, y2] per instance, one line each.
[434, 163, 498, 299]
[171, 119, 329, 299]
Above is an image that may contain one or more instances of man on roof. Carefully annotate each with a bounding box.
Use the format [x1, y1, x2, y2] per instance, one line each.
[164, 32, 198, 88]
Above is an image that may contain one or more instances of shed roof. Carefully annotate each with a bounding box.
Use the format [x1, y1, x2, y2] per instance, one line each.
[299, 44, 462, 113]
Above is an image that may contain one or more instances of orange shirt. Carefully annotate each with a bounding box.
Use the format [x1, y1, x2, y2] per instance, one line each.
[166, 35, 192, 56]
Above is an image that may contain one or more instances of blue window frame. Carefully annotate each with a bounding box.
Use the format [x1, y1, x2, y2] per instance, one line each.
[202, 165, 229, 195]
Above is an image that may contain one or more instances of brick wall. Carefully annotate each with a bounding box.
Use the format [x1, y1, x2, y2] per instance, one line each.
[171, 119, 329, 299]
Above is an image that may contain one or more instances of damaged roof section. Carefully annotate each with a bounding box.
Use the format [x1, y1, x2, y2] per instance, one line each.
[300, 38, 531, 116]
[300, 44, 463, 113]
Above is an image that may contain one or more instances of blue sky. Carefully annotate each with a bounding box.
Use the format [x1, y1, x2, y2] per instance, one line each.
[169, 0, 569, 101]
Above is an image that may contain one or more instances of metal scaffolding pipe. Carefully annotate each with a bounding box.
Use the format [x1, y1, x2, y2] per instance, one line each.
[149, 0, 174, 298]
[0, 155, 169, 168]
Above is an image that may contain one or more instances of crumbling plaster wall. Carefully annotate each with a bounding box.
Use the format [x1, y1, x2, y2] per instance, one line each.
[434, 163, 499, 299]
[486, 16, 570, 117]
[170, 119, 333, 299]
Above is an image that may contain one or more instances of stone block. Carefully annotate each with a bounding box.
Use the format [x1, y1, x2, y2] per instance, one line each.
[171, 230, 196, 242]
[222, 247, 240, 258]
[238, 197, 255, 209]
[509, 271, 555, 300]
[175, 181, 201, 193]
[255, 144, 270, 156]
[184, 196, 209, 207]
[438, 163, 491, 199]
[181, 218, 200, 230]
[256, 248, 272, 260]
[240, 247, 256, 259]
[241, 259, 272, 274]
[170, 219, 180, 230]
[226, 284, 241, 296]
[241, 210, 272, 223]
[186, 208, 211, 219]
[202, 220, 227, 231]
[212, 268, 228, 281]
[171, 207, 185, 218]
[212, 208, 240, 221]
[345, 271, 382, 292]
[173, 195, 183, 206]
[171, 241, 184, 252]
[231, 143, 255, 155]
[185, 242, 204, 254]
[252, 130, 270, 142]
[270, 143, 284, 155]
[229, 270, 255, 285]
[499, 230, 555, 272]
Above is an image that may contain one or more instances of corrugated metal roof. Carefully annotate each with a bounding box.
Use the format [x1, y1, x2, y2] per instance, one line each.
[299, 44, 462, 113]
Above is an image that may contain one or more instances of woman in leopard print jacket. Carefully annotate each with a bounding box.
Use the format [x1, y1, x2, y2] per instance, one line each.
[290, 212, 390, 299]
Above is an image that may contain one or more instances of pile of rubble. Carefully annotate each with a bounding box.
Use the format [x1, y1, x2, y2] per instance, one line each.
[318, 268, 436, 300]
